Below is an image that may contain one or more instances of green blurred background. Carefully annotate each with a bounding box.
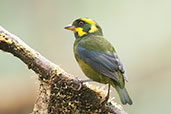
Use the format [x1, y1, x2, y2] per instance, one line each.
[0, 0, 171, 114]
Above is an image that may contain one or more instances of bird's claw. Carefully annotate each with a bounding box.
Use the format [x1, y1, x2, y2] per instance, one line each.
[71, 77, 83, 91]
[72, 78, 92, 91]
[101, 96, 109, 105]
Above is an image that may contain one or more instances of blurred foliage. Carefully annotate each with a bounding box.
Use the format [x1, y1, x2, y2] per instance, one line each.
[0, 0, 171, 114]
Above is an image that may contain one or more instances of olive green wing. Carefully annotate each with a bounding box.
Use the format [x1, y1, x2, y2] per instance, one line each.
[77, 42, 127, 88]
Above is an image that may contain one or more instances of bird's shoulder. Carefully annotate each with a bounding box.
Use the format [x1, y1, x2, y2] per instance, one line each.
[77, 35, 116, 54]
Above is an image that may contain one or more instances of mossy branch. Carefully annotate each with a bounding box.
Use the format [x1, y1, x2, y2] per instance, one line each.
[0, 26, 127, 114]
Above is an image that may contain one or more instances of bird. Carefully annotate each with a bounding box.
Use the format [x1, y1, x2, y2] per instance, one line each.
[64, 18, 132, 105]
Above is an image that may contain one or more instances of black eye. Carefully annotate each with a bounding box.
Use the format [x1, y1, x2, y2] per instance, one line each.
[78, 21, 84, 26]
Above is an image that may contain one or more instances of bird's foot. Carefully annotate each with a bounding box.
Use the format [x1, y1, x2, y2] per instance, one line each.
[72, 77, 92, 91]
[79, 79, 92, 83]
[101, 84, 111, 105]
[71, 77, 82, 91]
[101, 95, 109, 105]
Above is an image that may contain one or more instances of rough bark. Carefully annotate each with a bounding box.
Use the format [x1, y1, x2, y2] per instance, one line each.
[0, 26, 127, 114]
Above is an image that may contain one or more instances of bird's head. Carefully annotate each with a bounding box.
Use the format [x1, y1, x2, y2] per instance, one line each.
[64, 18, 103, 38]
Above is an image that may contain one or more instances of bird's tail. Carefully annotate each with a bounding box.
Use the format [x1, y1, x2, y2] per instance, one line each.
[115, 85, 133, 105]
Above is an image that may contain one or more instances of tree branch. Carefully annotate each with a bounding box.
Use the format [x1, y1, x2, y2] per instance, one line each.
[0, 26, 127, 114]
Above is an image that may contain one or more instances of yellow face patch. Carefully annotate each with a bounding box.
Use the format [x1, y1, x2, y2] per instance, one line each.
[81, 18, 98, 33]
[89, 24, 98, 33]
[75, 27, 86, 37]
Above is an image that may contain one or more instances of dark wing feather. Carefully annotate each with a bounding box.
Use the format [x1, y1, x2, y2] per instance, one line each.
[77, 44, 127, 83]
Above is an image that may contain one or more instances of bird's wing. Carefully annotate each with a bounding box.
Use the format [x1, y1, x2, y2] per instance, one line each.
[77, 43, 127, 85]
